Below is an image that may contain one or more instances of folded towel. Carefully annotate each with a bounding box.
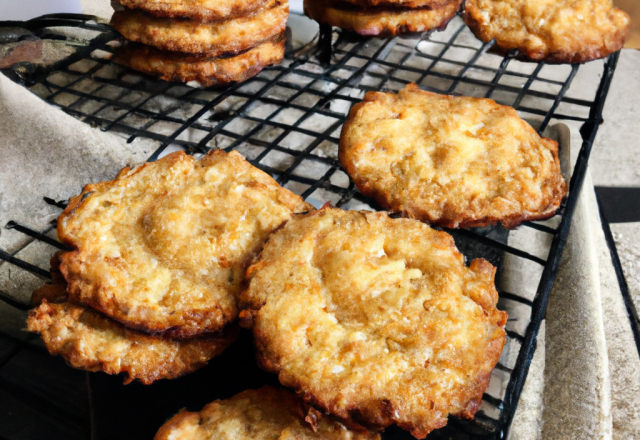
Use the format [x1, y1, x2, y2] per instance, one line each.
[542, 172, 612, 440]
[0, 74, 155, 340]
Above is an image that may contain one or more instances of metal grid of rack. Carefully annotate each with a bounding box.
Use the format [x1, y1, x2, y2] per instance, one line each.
[0, 13, 625, 440]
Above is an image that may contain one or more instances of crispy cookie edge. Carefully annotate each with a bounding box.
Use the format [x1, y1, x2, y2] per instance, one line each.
[27, 300, 239, 384]
[340, 0, 452, 9]
[338, 85, 568, 229]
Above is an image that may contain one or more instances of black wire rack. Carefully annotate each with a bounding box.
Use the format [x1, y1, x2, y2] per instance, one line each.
[0, 12, 624, 440]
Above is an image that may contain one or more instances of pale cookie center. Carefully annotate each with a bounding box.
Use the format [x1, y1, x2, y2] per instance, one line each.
[141, 187, 257, 278]
[316, 235, 424, 326]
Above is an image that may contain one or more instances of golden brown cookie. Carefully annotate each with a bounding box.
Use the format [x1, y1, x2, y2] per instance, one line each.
[28, 252, 237, 384]
[304, 0, 462, 37]
[30, 252, 69, 307]
[27, 300, 237, 384]
[341, 0, 450, 9]
[110, 0, 288, 56]
[57, 150, 312, 338]
[114, 34, 285, 86]
[339, 84, 567, 228]
[240, 207, 507, 438]
[154, 386, 380, 439]
[463, 0, 630, 63]
[116, 0, 271, 22]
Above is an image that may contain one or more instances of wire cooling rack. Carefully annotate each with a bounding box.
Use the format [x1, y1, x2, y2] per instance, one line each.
[0, 12, 623, 440]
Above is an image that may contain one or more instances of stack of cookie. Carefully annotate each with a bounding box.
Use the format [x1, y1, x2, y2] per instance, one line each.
[304, 0, 462, 37]
[109, 0, 289, 86]
[27, 150, 312, 385]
